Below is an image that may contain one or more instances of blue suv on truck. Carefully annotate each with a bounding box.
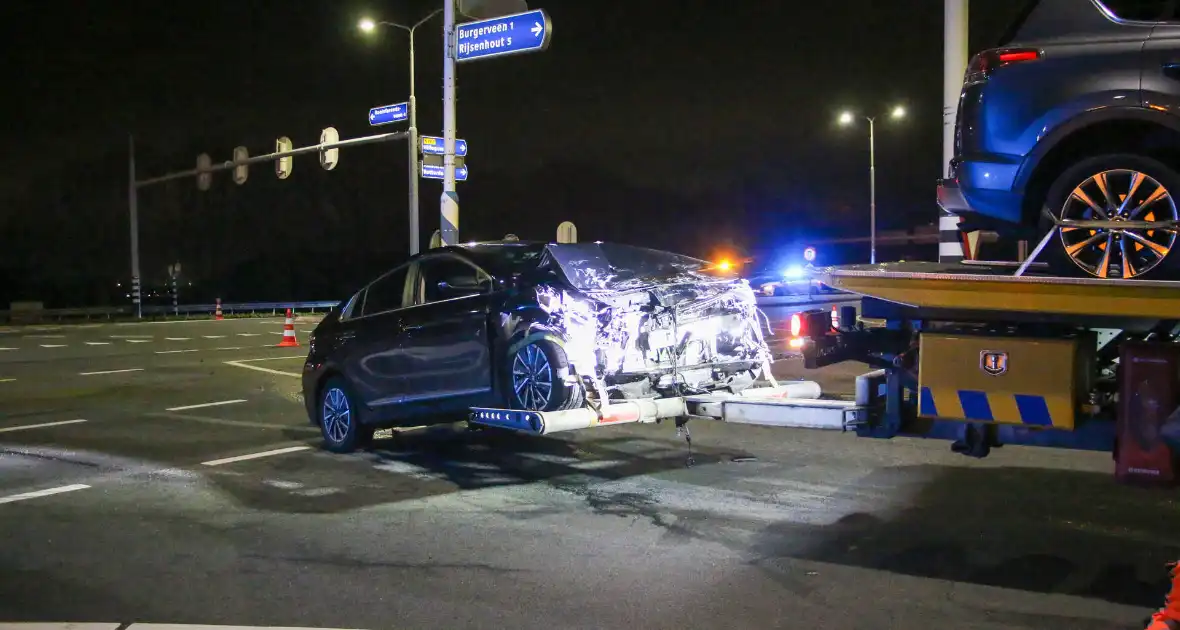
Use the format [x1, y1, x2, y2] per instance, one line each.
[938, 0, 1180, 279]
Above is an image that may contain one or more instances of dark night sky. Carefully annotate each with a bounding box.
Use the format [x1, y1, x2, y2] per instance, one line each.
[0, 0, 1027, 305]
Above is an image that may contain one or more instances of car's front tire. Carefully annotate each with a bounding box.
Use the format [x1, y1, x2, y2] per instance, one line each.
[1039, 153, 1180, 280]
[503, 338, 585, 412]
[317, 376, 374, 453]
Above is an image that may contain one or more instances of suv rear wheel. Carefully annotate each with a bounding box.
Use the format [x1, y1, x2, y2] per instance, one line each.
[1040, 154, 1180, 280]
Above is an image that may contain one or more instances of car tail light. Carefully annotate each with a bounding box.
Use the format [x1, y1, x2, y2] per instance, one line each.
[790, 313, 803, 337]
[965, 47, 1040, 83]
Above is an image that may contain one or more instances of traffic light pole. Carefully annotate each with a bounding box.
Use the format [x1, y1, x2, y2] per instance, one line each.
[127, 129, 408, 317]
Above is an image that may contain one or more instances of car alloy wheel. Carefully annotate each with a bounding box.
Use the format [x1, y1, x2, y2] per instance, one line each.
[511, 344, 554, 410]
[321, 385, 352, 446]
[1058, 168, 1178, 279]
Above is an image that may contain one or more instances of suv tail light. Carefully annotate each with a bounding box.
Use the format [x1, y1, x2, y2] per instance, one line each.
[965, 47, 1040, 84]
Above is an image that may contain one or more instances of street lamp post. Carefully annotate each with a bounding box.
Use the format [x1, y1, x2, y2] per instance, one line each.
[838, 106, 905, 265]
[359, 9, 442, 256]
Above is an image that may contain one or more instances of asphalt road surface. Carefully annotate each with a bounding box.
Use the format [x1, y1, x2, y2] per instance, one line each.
[0, 316, 1176, 630]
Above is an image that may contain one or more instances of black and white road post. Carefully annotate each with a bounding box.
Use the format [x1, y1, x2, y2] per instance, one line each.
[940, 0, 969, 263]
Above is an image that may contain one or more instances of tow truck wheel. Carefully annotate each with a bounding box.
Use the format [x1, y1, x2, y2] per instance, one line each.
[1040, 153, 1180, 280]
[503, 338, 585, 412]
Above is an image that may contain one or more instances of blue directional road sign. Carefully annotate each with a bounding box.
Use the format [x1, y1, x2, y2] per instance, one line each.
[421, 136, 468, 157]
[421, 164, 469, 181]
[368, 103, 409, 126]
[455, 9, 552, 62]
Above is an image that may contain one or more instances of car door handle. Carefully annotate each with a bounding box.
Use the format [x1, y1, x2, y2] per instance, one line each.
[1163, 61, 1180, 79]
[339, 331, 357, 342]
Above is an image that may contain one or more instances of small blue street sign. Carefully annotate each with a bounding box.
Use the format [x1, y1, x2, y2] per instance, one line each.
[368, 103, 408, 126]
[421, 164, 469, 181]
[455, 9, 552, 62]
[421, 136, 468, 157]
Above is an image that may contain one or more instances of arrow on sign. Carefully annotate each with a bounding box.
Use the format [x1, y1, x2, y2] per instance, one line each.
[531, 22, 542, 36]
[369, 111, 375, 121]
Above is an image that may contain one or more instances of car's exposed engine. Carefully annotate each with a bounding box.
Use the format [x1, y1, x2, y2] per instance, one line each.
[534, 279, 771, 401]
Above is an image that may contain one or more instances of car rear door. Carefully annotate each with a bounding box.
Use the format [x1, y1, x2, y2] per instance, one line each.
[341, 263, 414, 408]
[395, 253, 495, 409]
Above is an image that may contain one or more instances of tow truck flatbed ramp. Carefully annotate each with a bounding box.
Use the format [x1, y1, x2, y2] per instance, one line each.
[794, 261, 1180, 482]
[816, 261, 1180, 321]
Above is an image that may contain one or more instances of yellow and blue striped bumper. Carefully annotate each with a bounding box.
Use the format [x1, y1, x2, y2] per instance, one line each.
[917, 333, 1088, 430]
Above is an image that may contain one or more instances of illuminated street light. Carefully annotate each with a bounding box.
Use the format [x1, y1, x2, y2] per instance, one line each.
[357, 9, 442, 255]
[836, 104, 908, 265]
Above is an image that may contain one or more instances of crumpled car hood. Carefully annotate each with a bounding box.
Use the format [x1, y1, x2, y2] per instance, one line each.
[540, 242, 733, 294]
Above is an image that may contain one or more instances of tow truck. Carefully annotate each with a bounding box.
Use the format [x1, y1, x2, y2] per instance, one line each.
[469, 252, 1180, 486]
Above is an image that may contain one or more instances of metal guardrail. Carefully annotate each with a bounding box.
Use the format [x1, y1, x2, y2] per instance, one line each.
[2, 292, 856, 323]
[0, 300, 341, 322]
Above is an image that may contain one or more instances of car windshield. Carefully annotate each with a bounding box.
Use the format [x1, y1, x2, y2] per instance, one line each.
[458, 242, 547, 278]
[542, 242, 727, 292]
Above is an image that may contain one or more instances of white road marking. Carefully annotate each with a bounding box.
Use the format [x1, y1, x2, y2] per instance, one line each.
[203, 335, 226, 339]
[224, 355, 305, 377]
[110, 334, 153, 339]
[0, 418, 88, 433]
[236, 333, 260, 337]
[0, 378, 15, 383]
[201, 445, 311, 467]
[125, 339, 152, 344]
[165, 337, 191, 341]
[156, 349, 199, 355]
[84, 341, 111, 346]
[25, 334, 65, 339]
[79, 368, 144, 376]
[0, 347, 16, 351]
[215, 346, 243, 351]
[0, 483, 90, 505]
[165, 399, 247, 412]
[115, 316, 286, 326]
[39, 344, 66, 348]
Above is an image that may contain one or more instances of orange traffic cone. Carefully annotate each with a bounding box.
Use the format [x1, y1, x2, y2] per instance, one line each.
[831, 305, 840, 330]
[1147, 563, 1180, 629]
[277, 308, 299, 347]
[215, 298, 224, 321]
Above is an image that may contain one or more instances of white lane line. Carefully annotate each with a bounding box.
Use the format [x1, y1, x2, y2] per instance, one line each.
[201, 445, 311, 467]
[39, 344, 66, 348]
[79, 368, 144, 376]
[0, 418, 88, 433]
[203, 335, 226, 339]
[110, 334, 153, 339]
[125, 339, 152, 344]
[24, 334, 65, 339]
[215, 346, 243, 351]
[84, 341, 111, 346]
[0, 347, 16, 351]
[237, 333, 261, 337]
[224, 356, 304, 377]
[165, 399, 247, 412]
[156, 349, 199, 354]
[0, 378, 15, 383]
[165, 337, 191, 341]
[0, 484, 91, 505]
